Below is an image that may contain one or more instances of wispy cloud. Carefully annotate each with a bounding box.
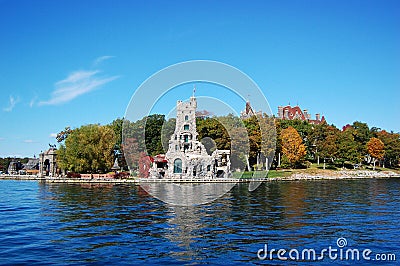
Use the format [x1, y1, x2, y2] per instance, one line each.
[23, 139, 37, 143]
[93, 55, 114, 66]
[38, 70, 119, 106]
[49, 133, 57, 138]
[0, 137, 5, 141]
[3, 95, 20, 112]
[29, 96, 38, 107]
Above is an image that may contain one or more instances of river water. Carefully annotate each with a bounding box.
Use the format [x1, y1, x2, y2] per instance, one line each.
[0, 179, 398, 265]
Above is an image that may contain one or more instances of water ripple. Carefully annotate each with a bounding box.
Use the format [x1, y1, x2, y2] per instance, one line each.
[0, 179, 399, 265]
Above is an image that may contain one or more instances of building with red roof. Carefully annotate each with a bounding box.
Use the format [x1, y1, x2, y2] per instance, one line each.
[277, 105, 326, 125]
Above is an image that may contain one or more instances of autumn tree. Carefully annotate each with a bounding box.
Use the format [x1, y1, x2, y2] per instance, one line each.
[138, 152, 151, 178]
[280, 119, 313, 157]
[367, 137, 385, 170]
[375, 130, 400, 168]
[280, 126, 307, 168]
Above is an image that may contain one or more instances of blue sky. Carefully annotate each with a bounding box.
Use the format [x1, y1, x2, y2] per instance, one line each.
[0, 0, 399, 157]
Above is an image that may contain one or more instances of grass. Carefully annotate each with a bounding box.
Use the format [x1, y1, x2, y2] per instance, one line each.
[232, 170, 293, 179]
[267, 170, 293, 178]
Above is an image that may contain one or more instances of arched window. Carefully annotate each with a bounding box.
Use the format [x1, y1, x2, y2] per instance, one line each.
[173, 158, 182, 173]
[184, 124, 189, 130]
[185, 115, 188, 121]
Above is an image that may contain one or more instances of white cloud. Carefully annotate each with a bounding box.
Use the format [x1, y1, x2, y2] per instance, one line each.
[38, 70, 119, 106]
[0, 137, 5, 141]
[3, 95, 20, 112]
[23, 139, 36, 143]
[29, 96, 38, 107]
[49, 133, 57, 138]
[93, 55, 114, 66]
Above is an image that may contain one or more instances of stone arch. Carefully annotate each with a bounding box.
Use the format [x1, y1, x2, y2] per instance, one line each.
[39, 147, 58, 177]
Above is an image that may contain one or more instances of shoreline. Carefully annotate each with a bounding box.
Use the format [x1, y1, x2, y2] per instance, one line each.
[0, 170, 399, 184]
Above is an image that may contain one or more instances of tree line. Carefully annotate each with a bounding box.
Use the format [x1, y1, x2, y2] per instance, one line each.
[56, 114, 400, 173]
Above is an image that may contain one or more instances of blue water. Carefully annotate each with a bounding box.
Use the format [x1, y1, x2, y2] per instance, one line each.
[0, 179, 399, 265]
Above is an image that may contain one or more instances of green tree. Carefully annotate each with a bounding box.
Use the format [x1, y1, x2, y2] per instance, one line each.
[352, 121, 371, 162]
[57, 124, 116, 173]
[243, 116, 262, 167]
[337, 127, 359, 166]
[219, 114, 249, 170]
[56, 126, 73, 143]
[197, 116, 231, 152]
[145, 114, 165, 156]
[310, 123, 339, 168]
[161, 118, 176, 153]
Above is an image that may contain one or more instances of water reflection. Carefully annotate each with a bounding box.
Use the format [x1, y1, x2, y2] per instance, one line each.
[21, 179, 399, 264]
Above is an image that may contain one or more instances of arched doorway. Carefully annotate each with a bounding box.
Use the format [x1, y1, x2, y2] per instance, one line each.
[173, 158, 182, 173]
[44, 159, 50, 176]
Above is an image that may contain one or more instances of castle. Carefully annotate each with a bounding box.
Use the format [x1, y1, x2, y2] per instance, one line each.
[150, 95, 231, 179]
[277, 105, 325, 124]
[240, 101, 262, 119]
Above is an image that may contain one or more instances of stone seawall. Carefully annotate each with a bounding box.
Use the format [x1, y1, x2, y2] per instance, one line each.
[1, 171, 399, 184]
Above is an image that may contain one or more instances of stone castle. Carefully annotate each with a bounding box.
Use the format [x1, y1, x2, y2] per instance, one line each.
[150, 96, 231, 179]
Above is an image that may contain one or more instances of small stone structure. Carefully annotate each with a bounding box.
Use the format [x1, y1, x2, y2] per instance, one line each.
[39, 147, 58, 176]
[7, 158, 39, 175]
[150, 96, 231, 179]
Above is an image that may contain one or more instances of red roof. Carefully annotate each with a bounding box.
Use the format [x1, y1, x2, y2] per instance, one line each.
[282, 106, 306, 120]
[152, 154, 168, 163]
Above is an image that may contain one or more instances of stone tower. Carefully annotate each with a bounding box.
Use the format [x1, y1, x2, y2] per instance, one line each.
[162, 96, 230, 179]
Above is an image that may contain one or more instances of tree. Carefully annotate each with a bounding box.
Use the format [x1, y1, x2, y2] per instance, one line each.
[197, 116, 231, 152]
[310, 123, 339, 169]
[145, 114, 166, 156]
[161, 118, 176, 153]
[243, 116, 262, 167]
[280, 126, 307, 168]
[352, 121, 371, 163]
[280, 119, 313, 158]
[337, 127, 359, 165]
[375, 130, 400, 168]
[57, 124, 116, 173]
[367, 137, 385, 170]
[110, 118, 128, 170]
[138, 152, 151, 178]
[56, 126, 73, 143]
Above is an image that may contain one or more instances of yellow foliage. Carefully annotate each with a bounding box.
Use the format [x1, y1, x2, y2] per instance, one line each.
[281, 126, 307, 166]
